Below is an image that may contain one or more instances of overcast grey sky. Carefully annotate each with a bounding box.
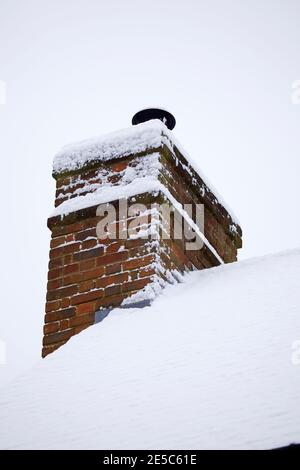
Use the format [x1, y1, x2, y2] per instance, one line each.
[0, 0, 299, 385]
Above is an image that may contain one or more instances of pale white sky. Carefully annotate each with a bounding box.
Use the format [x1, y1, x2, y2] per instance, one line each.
[0, 0, 299, 385]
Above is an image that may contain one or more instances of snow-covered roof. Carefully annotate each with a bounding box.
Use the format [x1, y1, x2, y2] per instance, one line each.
[1, 248, 300, 449]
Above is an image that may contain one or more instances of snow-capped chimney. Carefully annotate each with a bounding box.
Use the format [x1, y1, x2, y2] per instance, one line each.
[43, 111, 242, 357]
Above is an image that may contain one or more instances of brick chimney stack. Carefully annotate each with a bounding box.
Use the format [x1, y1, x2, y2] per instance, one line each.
[43, 110, 242, 357]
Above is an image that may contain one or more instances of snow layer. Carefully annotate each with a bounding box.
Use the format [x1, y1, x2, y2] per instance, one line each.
[1, 248, 299, 450]
[51, 178, 223, 265]
[53, 120, 240, 225]
[53, 120, 164, 174]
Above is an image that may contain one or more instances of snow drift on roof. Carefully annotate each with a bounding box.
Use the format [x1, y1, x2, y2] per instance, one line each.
[0, 248, 300, 449]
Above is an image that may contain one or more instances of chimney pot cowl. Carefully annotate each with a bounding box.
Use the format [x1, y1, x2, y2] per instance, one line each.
[132, 108, 176, 130]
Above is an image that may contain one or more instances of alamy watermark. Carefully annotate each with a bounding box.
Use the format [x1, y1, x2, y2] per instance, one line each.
[96, 200, 205, 250]
[291, 80, 300, 105]
[0, 339, 7, 365]
[0, 80, 6, 105]
[291, 340, 300, 366]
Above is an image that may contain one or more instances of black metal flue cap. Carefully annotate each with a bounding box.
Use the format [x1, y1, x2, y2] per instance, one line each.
[132, 108, 176, 130]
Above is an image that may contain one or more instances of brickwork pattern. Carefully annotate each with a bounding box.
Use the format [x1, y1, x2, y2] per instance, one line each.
[43, 141, 242, 357]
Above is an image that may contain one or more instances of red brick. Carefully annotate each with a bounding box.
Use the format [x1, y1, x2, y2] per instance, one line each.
[45, 307, 76, 323]
[71, 289, 104, 305]
[61, 298, 70, 308]
[95, 272, 128, 289]
[81, 267, 104, 281]
[50, 236, 65, 249]
[82, 238, 97, 250]
[47, 278, 63, 291]
[79, 280, 94, 293]
[48, 267, 62, 280]
[107, 173, 120, 184]
[42, 340, 68, 358]
[138, 267, 156, 278]
[62, 273, 82, 286]
[105, 284, 121, 297]
[76, 301, 96, 315]
[122, 254, 155, 271]
[43, 322, 60, 335]
[122, 277, 151, 293]
[64, 254, 73, 266]
[64, 242, 81, 254]
[49, 246, 65, 259]
[60, 319, 69, 330]
[70, 313, 94, 328]
[125, 238, 145, 249]
[130, 267, 156, 281]
[47, 285, 78, 302]
[111, 160, 128, 172]
[106, 242, 126, 254]
[55, 189, 64, 200]
[45, 300, 61, 313]
[96, 250, 128, 267]
[128, 246, 150, 259]
[105, 262, 121, 275]
[51, 221, 84, 237]
[74, 228, 97, 242]
[56, 176, 70, 189]
[95, 293, 128, 309]
[55, 196, 68, 206]
[80, 259, 96, 271]
[73, 246, 104, 262]
[49, 258, 63, 269]
[50, 218, 97, 238]
[63, 263, 79, 276]
[65, 234, 75, 243]
[43, 329, 74, 346]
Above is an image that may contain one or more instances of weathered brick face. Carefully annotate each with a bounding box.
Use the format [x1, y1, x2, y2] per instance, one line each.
[43, 140, 242, 358]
